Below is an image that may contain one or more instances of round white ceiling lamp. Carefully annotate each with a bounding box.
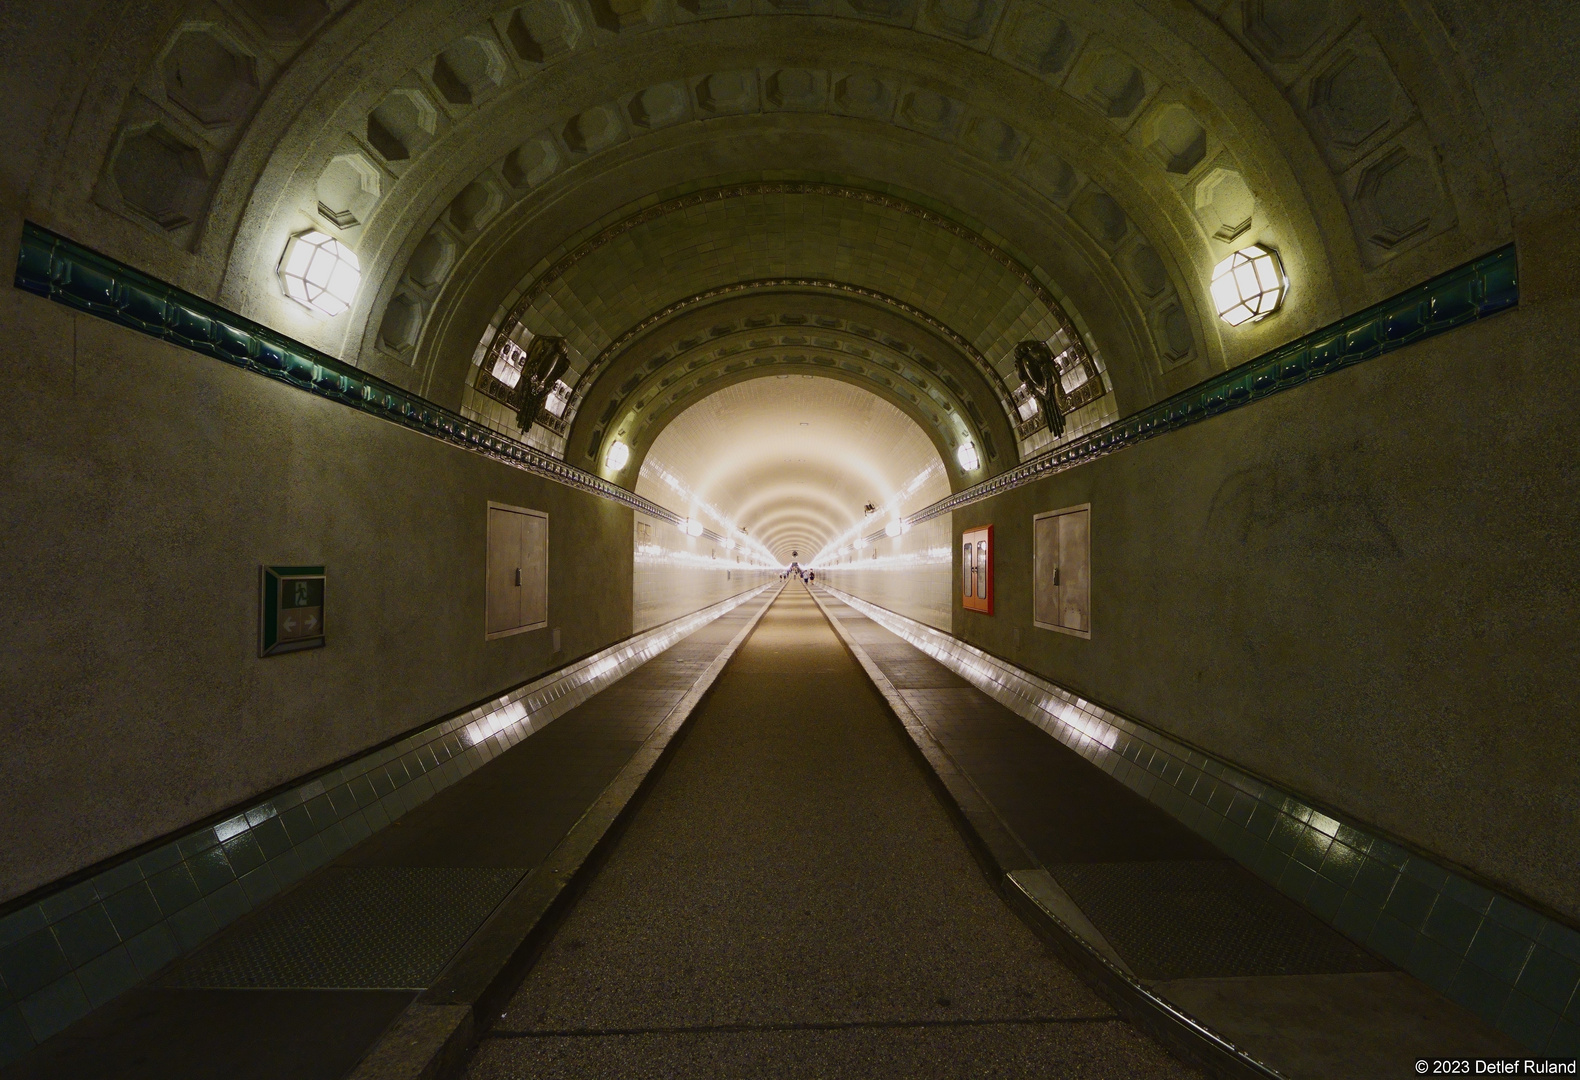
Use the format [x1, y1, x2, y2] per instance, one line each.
[885, 519, 903, 537]
[1210, 244, 1287, 326]
[604, 439, 630, 471]
[685, 518, 704, 537]
[278, 230, 360, 317]
[956, 442, 980, 471]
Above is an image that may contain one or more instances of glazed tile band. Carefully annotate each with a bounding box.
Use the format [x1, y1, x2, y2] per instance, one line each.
[904, 243, 1518, 525]
[13, 224, 1515, 543]
[10, 222, 732, 543]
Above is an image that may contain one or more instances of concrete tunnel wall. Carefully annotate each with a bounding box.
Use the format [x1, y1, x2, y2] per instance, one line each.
[0, 283, 770, 906]
[933, 225, 1580, 928]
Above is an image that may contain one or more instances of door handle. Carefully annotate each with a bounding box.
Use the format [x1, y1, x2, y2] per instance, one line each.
[515, 568, 521, 587]
[1051, 566, 1060, 586]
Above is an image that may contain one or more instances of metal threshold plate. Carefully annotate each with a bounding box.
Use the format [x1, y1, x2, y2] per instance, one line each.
[166, 867, 524, 990]
[1050, 860, 1388, 981]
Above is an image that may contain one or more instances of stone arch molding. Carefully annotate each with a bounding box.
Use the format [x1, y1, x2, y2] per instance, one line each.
[448, 182, 1119, 470]
[72, 0, 1507, 431]
[555, 286, 1028, 489]
[472, 182, 1091, 424]
[363, 55, 1216, 410]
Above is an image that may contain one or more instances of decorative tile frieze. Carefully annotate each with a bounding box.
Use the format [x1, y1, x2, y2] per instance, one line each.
[906, 243, 1518, 525]
[11, 222, 684, 529]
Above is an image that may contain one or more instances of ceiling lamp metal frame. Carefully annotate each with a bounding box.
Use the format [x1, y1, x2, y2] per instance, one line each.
[278, 230, 360, 317]
[956, 442, 981, 472]
[1210, 244, 1287, 326]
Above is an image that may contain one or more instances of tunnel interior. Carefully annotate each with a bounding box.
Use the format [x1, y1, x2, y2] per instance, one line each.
[1, 0, 1577, 1075]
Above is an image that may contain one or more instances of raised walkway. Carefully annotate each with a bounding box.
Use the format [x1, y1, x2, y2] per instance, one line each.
[7, 590, 779, 1080]
[463, 583, 1195, 1079]
[11, 582, 1527, 1078]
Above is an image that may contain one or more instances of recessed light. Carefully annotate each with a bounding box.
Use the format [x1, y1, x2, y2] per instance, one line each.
[1211, 244, 1288, 325]
[278, 230, 360, 317]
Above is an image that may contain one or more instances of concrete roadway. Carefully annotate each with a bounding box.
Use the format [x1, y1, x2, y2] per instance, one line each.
[464, 584, 1199, 1078]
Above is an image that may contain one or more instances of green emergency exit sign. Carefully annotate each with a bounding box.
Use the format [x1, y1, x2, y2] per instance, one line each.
[260, 565, 325, 657]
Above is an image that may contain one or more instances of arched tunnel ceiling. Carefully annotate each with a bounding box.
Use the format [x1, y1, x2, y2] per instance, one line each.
[560, 287, 1026, 491]
[636, 376, 950, 562]
[41, 0, 1518, 511]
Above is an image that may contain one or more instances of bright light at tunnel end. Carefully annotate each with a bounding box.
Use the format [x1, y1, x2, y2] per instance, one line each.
[956, 442, 980, 471]
[278, 230, 360, 317]
[1211, 244, 1287, 326]
[604, 439, 630, 471]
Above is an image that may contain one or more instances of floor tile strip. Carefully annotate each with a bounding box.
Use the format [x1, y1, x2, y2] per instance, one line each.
[486, 1014, 1121, 1038]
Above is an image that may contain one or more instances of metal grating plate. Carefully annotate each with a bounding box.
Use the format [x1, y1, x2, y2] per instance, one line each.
[1051, 860, 1388, 981]
[865, 645, 970, 689]
[166, 867, 524, 990]
[841, 620, 903, 646]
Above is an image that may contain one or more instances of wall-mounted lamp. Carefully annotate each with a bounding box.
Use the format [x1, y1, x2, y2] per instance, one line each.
[885, 519, 903, 538]
[278, 230, 360, 317]
[1211, 244, 1287, 326]
[956, 442, 980, 471]
[685, 518, 704, 537]
[604, 439, 630, 471]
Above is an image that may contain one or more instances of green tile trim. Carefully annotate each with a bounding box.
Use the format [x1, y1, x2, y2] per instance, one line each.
[909, 243, 1518, 524]
[10, 223, 699, 533]
[824, 585, 1578, 1058]
[0, 584, 771, 1065]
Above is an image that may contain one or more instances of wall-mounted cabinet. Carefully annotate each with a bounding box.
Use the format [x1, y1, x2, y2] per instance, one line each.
[487, 502, 548, 639]
[1033, 504, 1090, 638]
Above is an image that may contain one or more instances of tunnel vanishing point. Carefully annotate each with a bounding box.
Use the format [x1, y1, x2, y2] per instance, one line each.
[0, 2, 1576, 1077]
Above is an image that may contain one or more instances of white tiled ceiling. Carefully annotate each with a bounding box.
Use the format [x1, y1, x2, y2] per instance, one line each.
[636, 376, 950, 561]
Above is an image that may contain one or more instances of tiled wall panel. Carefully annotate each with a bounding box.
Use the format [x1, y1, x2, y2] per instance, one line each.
[818, 516, 952, 631]
[633, 512, 778, 632]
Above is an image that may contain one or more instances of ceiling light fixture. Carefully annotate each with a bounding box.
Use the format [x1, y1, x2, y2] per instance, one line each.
[604, 439, 630, 471]
[885, 519, 903, 538]
[278, 230, 360, 317]
[956, 442, 980, 471]
[1210, 244, 1287, 326]
[685, 518, 704, 537]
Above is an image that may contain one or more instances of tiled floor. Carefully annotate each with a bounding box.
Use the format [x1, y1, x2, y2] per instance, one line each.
[5, 595, 774, 1080]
